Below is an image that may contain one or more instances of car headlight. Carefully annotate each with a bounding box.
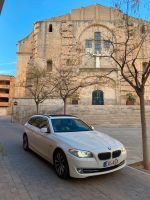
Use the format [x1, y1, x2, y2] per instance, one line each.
[121, 146, 126, 153]
[69, 149, 93, 158]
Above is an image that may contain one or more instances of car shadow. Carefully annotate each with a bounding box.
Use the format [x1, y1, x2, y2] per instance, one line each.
[26, 147, 124, 183]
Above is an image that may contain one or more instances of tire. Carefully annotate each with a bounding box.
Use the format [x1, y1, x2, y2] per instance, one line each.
[23, 133, 29, 151]
[54, 149, 70, 179]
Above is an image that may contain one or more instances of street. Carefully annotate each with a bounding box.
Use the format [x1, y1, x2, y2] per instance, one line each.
[0, 116, 150, 200]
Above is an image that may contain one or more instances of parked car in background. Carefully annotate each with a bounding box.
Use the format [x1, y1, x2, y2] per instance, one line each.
[23, 115, 127, 179]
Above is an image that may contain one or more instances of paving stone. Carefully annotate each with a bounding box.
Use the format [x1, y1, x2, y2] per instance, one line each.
[0, 116, 150, 200]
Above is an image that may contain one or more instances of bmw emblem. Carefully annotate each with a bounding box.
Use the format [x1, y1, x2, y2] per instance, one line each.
[108, 147, 111, 150]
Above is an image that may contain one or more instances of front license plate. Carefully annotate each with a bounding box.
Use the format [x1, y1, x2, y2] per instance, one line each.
[103, 159, 118, 168]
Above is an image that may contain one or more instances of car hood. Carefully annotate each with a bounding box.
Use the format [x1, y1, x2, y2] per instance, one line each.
[55, 131, 123, 152]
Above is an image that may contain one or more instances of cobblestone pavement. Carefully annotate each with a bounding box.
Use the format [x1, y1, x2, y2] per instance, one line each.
[0, 116, 150, 200]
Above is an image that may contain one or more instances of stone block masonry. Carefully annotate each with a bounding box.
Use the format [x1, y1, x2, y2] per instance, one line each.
[13, 98, 150, 127]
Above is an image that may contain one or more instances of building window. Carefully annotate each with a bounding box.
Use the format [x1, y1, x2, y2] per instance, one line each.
[0, 80, 10, 85]
[104, 40, 110, 49]
[47, 60, 52, 71]
[0, 97, 9, 102]
[85, 39, 92, 48]
[92, 90, 104, 105]
[94, 32, 101, 54]
[142, 62, 148, 72]
[72, 99, 78, 105]
[0, 89, 9, 94]
[49, 24, 53, 32]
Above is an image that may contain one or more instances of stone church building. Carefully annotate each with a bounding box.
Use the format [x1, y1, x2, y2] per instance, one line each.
[15, 4, 150, 106]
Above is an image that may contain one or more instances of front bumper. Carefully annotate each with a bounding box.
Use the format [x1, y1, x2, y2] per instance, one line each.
[66, 151, 127, 178]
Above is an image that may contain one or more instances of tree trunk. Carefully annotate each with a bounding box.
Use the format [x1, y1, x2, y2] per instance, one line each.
[63, 99, 67, 115]
[36, 102, 39, 114]
[139, 92, 150, 170]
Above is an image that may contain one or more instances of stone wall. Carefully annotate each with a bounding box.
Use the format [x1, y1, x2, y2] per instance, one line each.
[13, 98, 150, 127]
[12, 98, 63, 124]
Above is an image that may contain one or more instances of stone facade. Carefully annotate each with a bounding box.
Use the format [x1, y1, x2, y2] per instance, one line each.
[15, 4, 150, 105]
[13, 98, 150, 127]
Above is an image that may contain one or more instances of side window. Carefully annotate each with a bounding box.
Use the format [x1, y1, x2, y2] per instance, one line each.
[40, 119, 49, 129]
[34, 117, 43, 128]
[28, 117, 50, 132]
[37, 117, 50, 133]
[28, 117, 37, 126]
[28, 117, 43, 128]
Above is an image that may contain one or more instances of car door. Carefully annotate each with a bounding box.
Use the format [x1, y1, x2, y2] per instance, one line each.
[26, 116, 39, 150]
[35, 117, 54, 161]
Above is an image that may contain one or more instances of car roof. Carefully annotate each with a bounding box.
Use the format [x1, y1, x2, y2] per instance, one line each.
[31, 114, 77, 119]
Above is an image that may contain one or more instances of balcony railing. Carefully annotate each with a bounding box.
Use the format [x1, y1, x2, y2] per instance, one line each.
[0, 102, 9, 107]
[0, 85, 10, 89]
[0, 93, 9, 98]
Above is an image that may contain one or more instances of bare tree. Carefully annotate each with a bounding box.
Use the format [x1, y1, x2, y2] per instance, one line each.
[52, 61, 114, 114]
[109, 0, 150, 169]
[52, 66, 91, 114]
[25, 65, 55, 114]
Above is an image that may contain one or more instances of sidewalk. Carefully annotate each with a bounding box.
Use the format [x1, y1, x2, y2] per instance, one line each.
[0, 155, 31, 200]
[0, 116, 150, 200]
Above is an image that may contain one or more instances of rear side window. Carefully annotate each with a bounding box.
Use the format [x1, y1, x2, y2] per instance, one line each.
[28, 117, 37, 126]
[28, 116, 43, 128]
[28, 116, 50, 131]
[39, 119, 49, 129]
[35, 117, 48, 129]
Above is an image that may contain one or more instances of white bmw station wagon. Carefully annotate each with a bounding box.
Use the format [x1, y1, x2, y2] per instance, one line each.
[23, 115, 127, 179]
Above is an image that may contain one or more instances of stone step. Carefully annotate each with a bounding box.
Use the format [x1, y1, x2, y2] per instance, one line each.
[14, 104, 150, 127]
[66, 105, 150, 127]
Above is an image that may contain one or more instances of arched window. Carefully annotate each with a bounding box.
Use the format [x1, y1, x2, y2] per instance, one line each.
[49, 24, 53, 32]
[47, 60, 52, 71]
[92, 90, 104, 105]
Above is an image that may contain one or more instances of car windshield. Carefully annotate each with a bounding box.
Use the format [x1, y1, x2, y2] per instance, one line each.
[51, 118, 92, 133]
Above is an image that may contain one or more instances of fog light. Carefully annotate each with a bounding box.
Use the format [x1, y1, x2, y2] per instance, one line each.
[77, 168, 83, 174]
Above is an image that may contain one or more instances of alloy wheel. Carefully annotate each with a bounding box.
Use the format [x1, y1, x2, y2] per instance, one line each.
[54, 150, 69, 179]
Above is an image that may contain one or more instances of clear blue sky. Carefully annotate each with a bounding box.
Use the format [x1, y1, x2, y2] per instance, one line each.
[0, 0, 149, 76]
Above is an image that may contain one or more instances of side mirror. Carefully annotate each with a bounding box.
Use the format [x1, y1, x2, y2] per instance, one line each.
[91, 126, 94, 130]
[40, 127, 49, 134]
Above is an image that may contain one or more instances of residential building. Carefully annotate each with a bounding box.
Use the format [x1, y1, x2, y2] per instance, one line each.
[0, 75, 15, 115]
